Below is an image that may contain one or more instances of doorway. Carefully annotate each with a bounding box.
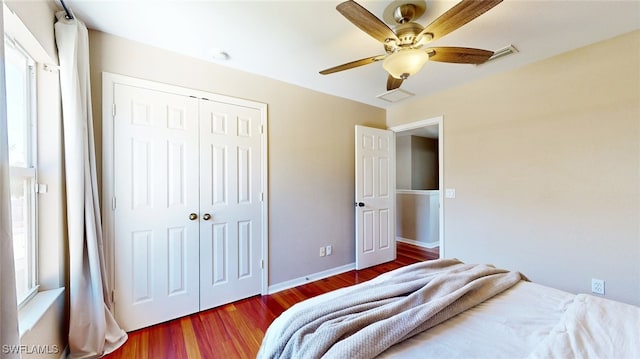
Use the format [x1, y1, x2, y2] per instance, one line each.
[389, 116, 444, 258]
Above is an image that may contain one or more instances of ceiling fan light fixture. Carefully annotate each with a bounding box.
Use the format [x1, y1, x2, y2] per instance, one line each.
[383, 48, 429, 79]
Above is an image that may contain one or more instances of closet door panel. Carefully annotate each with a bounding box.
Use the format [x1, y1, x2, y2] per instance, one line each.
[112, 84, 200, 331]
[199, 100, 262, 310]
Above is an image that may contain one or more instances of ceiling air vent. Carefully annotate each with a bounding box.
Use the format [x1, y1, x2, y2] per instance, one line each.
[482, 45, 519, 64]
[376, 88, 415, 103]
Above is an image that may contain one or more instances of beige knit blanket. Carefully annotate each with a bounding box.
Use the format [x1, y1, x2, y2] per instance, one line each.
[257, 258, 524, 359]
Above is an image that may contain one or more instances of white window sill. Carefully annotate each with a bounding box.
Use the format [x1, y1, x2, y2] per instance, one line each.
[18, 287, 65, 338]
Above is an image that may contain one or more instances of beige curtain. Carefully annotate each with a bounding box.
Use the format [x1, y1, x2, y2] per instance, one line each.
[0, 4, 21, 358]
[54, 11, 127, 358]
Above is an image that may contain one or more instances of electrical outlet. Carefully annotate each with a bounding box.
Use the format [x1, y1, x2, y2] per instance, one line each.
[326, 245, 332, 256]
[319, 246, 326, 257]
[591, 278, 605, 295]
[445, 188, 456, 199]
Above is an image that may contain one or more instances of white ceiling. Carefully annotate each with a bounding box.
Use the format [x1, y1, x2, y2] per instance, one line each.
[64, 0, 640, 109]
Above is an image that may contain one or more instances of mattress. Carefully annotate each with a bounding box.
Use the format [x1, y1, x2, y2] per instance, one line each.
[380, 281, 640, 359]
[379, 281, 573, 358]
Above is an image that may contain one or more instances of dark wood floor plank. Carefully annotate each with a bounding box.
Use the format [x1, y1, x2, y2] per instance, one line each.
[105, 242, 437, 359]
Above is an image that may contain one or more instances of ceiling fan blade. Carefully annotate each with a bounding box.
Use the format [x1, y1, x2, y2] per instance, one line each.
[319, 55, 385, 75]
[418, 0, 502, 42]
[386, 75, 404, 91]
[426, 47, 494, 64]
[337, 0, 399, 44]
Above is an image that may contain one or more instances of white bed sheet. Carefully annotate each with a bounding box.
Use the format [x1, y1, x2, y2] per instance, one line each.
[378, 281, 575, 359]
[528, 293, 640, 359]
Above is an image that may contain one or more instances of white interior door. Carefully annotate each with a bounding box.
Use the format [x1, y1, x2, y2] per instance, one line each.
[355, 125, 396, 270]
[112, 84, 200, 331]
[198, 100, 263, 310]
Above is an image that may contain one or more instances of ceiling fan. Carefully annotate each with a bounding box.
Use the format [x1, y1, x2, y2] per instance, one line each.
[320, 0, 503, 91]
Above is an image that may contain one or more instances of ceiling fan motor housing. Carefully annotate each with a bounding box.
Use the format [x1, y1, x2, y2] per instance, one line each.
[393, 3, 417, 23]
[393, 22, 425, 49]
[385, 3, 430, 51]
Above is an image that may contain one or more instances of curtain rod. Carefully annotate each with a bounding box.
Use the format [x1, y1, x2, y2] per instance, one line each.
[60, 0, 74, 20]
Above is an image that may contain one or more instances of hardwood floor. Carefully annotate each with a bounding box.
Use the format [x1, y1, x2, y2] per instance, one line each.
[105, 242, 438, 359]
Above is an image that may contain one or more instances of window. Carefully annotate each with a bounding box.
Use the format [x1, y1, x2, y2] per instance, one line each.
[5, 35, 38, 305]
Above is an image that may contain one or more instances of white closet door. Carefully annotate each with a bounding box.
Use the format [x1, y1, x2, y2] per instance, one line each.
[112, 84, 200, 331]
[199, 100, 262, 310]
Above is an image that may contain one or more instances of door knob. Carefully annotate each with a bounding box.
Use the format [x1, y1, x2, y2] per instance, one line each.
[189, 213, 198, 221]
[202, 213, 212, 221]
[355, 202, 365, 207]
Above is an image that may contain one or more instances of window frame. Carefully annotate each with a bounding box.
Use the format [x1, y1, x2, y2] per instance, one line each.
[5, 34, 39, 307]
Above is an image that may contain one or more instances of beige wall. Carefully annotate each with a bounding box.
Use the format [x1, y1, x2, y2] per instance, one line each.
[411, 136, 438, 190]
[87, 31, 386, 285]
[396, 136, 438, 190]
[396, 191, 439, 245]
[388, 30, 640, 306]
[396, 136, 412, 189]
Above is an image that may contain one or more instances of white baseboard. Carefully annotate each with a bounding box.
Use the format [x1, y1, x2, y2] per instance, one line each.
[267, 263, 355, 295]
[396, 237, 439, 249]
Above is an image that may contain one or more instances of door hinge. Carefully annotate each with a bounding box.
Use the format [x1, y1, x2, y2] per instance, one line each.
[260, 125, 264, 134]
[112, 196, 116, 210]
[261, 192, 264, 202]
[111, 290, 115, 303]
[261, 259, 264, 269]
[112, 103, 116, 117]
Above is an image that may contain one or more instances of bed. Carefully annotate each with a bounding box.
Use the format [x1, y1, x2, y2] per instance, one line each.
[257, 258, 640, 359]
